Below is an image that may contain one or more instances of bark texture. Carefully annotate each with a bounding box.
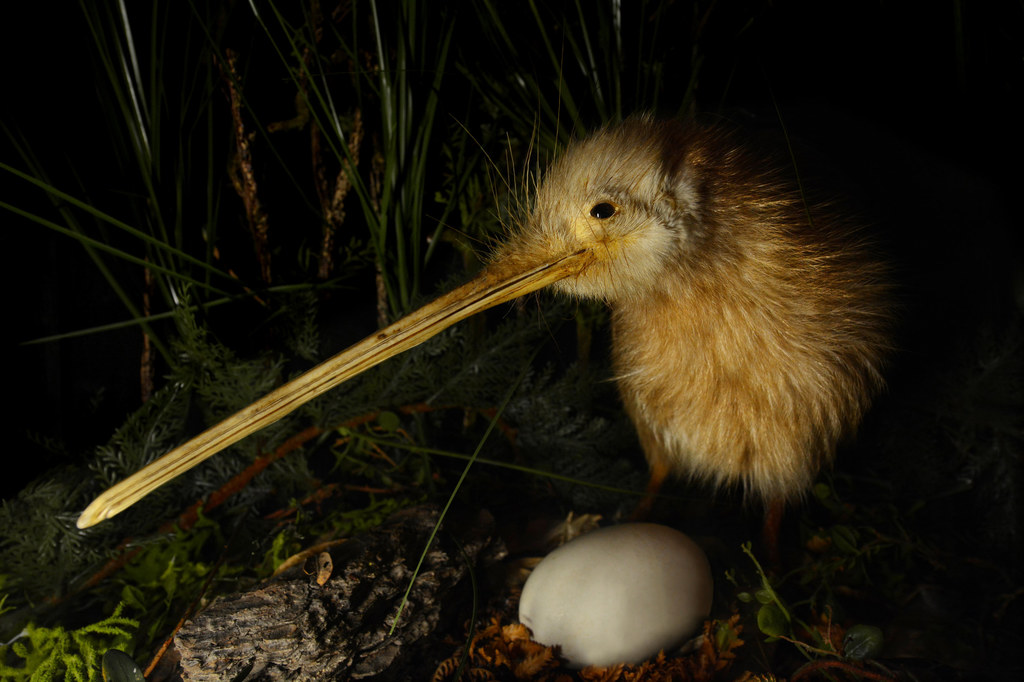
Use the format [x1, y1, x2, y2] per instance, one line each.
[168, 506, 504, 681]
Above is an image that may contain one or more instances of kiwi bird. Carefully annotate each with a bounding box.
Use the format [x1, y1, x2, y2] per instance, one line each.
[77, 115, 890, 528]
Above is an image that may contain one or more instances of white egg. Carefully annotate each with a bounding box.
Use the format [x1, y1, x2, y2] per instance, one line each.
[518, 523, 713, 668]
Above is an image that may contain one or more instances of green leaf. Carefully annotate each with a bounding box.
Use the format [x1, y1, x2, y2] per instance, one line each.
[377, 411, 401, 432]
[101, 650, 145, 682]
[843, 624, 884, 660]
[831, 525, 860, 554]
[813, 482, 831, 500]
[756, 603, 789, 637]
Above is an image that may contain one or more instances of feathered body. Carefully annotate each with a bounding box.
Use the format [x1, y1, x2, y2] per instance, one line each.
[495, 116, 891, 502]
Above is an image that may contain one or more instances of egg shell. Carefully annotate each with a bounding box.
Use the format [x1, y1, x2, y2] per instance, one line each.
[518, 523, 713, 668]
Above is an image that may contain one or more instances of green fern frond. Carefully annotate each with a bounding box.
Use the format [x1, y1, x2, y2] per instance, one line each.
[0, 603, 137, 682]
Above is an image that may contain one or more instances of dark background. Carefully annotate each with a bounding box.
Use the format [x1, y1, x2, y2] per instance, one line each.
[6, 1, 1019, 493]
[2, 1, 1021, 676]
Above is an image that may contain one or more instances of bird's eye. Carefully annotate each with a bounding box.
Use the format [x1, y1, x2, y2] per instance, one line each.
[590, 202, 616, 219]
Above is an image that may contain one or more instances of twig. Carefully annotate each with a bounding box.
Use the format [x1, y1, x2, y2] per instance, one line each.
[792, 659, 896, 682]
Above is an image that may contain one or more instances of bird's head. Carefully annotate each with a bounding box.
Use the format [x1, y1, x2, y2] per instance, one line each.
[495, 117, 706, 305]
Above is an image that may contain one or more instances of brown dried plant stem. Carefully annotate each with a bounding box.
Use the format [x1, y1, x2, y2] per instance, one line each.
[221, 48, 272, 284]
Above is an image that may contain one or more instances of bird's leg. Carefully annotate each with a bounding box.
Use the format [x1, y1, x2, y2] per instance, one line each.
[630, 459, 671, 520]
[761, 498, 785, 569]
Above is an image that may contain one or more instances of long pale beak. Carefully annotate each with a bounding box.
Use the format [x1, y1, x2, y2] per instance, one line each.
[76, 249, 594, 528]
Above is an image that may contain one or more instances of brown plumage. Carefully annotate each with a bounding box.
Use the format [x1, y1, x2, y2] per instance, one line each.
[78, 115, 891, 528]
[496, 116, 891, 502]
